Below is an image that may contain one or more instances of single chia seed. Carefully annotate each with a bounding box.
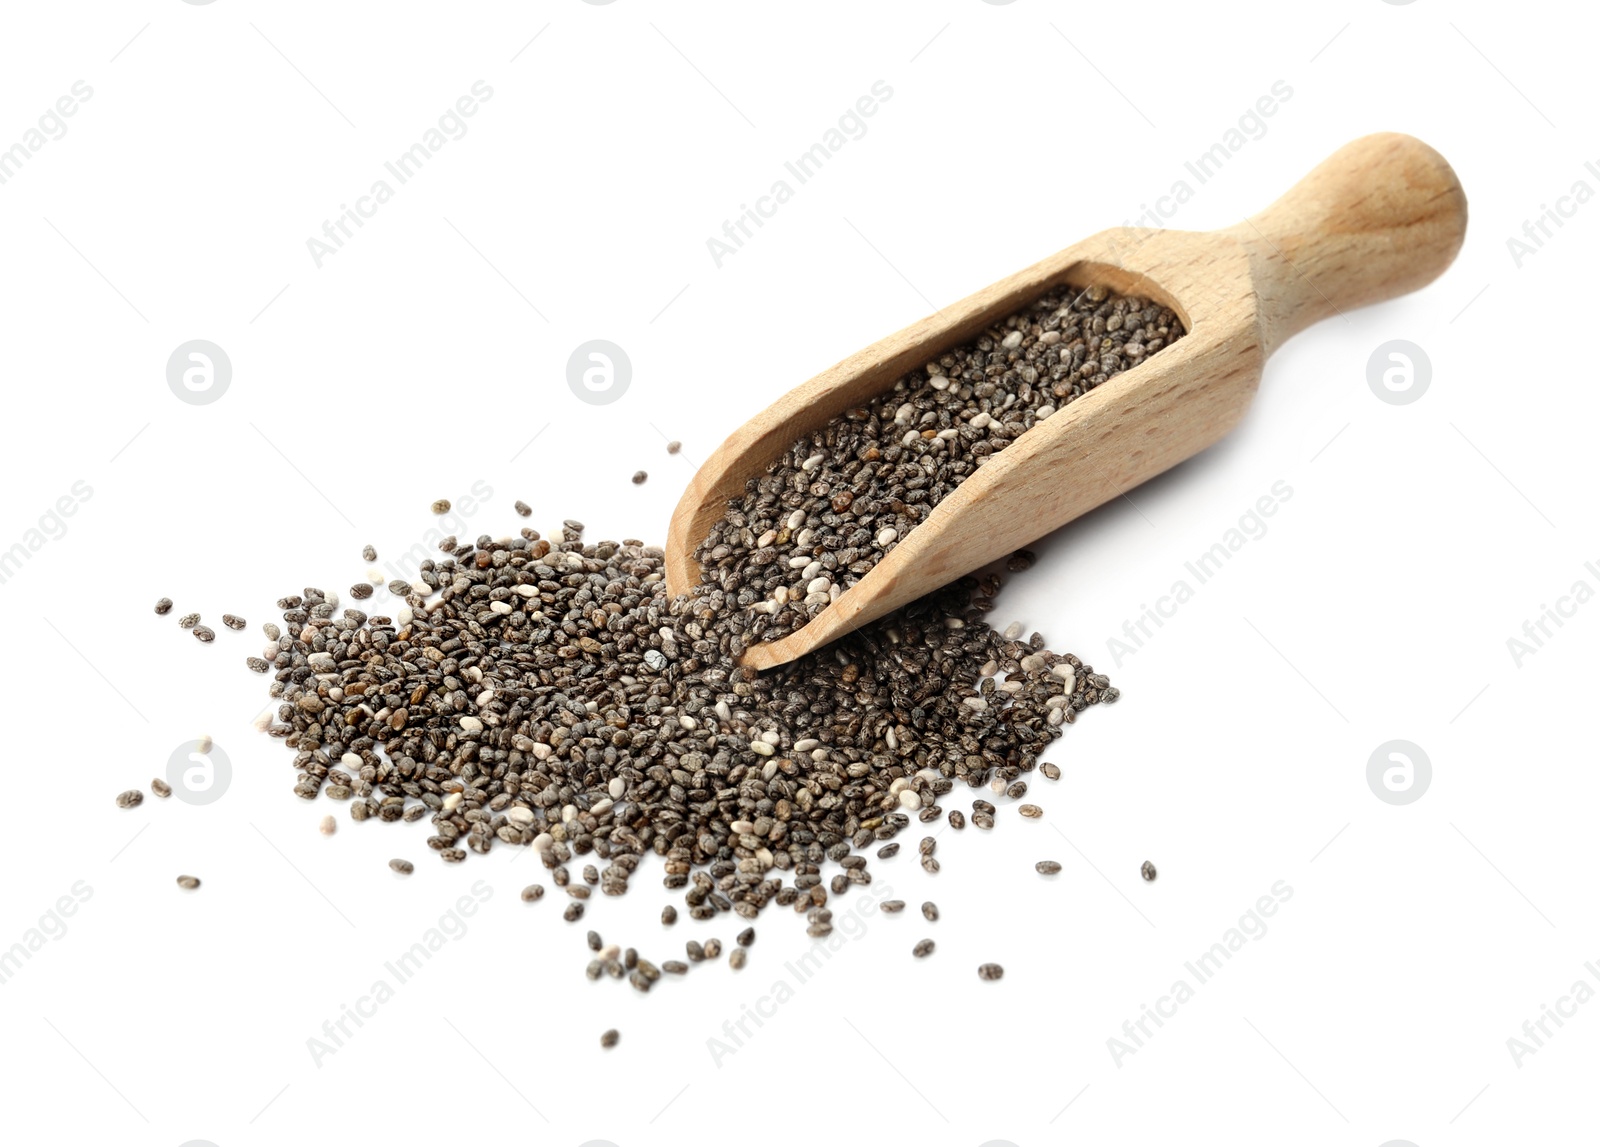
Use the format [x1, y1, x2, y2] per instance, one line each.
[154, 598, 173, 615]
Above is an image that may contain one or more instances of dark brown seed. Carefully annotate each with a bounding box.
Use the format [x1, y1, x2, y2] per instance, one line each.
[736, 927, 754, 947]
[521, 884, 545, 901]
[631, 471, 648, 485]
[978, 962, 1004, 981]
[154, 597, 173, 615]
[176, 875, 201, 890]
[913, 939, 935, 958]
[1041, 763, 1062, 781]
[1036, 860, 1062, 875]
[921, 901, 938, 922]
[686, 940, 704, 962]
[1018, 804, 1042, 819]
[600, 1028, 619, 1049]
[948, 810, 966, 830]
[222, 614, 246, 630]
[703, 938, 722, 959]
[876, 843, 899, 859]
[587, 930, 602, 951]
[246, 656, 270, 673]
[880, 900, 906, 913]
[431, 499, 451, 514]
[350, 582, 373, 600]
[389, 859, 414, 875]
[662, 960, 688, 975]
[192, 625, 215, 643]
[624, 947, 637, 970]
[666, 441, 682, 454]
[920, 856, 940, 874]
[918, 837, 936, 856]
[514, 501, 532, 517]
[177, 613, 199, 629]
[628, 971, 652, 993]
[566, 885, 591, 900]
[563, 902, 585, 922]
[151, 778, 172, 798]
[116, 789, 143, 809]
[585, 959, 603, 980]
[1141, 860, 1157, 882]
[661, 905, 677, 926]
[1006, 780, 1027, 799]
[362, 545, 377, 562]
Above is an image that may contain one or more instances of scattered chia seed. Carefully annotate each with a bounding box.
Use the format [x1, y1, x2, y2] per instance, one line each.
[431, 499, 451, 514]
[514, 500, 532, 517]
[151, 778, 172, 799]
[116, 789, 143, 809]
[736, 927, 754, 947]
[1141, 860, 1157, 882]
[1036, 860, 1062, 875]
[192, 625, 215, 643]
[222, 614, 246, 630]
[978, 962, 1004, 981]
[600, 1028, 618, 1049]
[913, 939, 935, 958]
[521, 884, 545, 901]
[564, 903, 584, 922]
[177, 613, 199, 629]
[176, 875, 201, 890]
[246, 657, 270, 673]
[362, 545, 377, 562]
[1018, 804, 1042, 819]
[1040, 763, 1061, 781]
[631, 471, 648, 485]
[154, 597, 173, 615]
[389, 859, 414, 875]
[666, 441, 681, 454]
[350, 582, 373, 600]
[661, 905, 677, 926]
[729, 947, 747, 970]
[921, 901, 938, 922]
[319, 816, 337, 836]
[587, 930, 603, 951]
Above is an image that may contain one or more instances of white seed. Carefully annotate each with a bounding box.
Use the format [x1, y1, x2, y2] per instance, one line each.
[807, 576, 831, 595]
[793, 738, 819, 752]
[1040, 329, 1062, 345]
[1036, 404, 1056, 419]
[460, 715, 484, 734]
[801, 454, 825, 471]
[929, 375, 950, 390]
[901, 430, 921, 447]
[679, 714, 698, 730]
[252, 711, 273, 732]
[801, 561, 822, 581]
[531, 742, 552, 760]
[531, 832, 553, 853]
[795, 528, 817, 546]
[507, 807, 535, 825]
[341, 752, 362, 770]
[899, 789, 921, 810]
[894, 402, 916, 426]
[609, 777, 626, 799]
[319, 815, 336, 836]
[876, 527, 898, 546]
[397, 605, 414, 626]
[590, 798, 614, 817]
[991, 776, 1007, 793]
[773, 585, 790, 605]
[786, 509, 806, 530]
[760, 728, 780, 745]
[757, 530, 778, 548]
[788, 555, 811, 569]
[443, 792, 464, 812]
[489, 600, 512, 615]
[1004, 622, 1024, 640]
[886, 728, 899, 749]
[562, 805, 577, 824]
[410, 580, 430, 596]
[1001, 330, 1024, 349]
[962, 696, 988, 712]
[750, 741, 774, 756]
[476, 687, 495, 707]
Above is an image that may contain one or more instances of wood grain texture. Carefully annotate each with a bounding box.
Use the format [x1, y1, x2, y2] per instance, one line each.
[665, 133, 1467, 671]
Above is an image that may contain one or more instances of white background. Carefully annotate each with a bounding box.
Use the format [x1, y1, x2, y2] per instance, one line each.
[0, 1, 1593, 1144]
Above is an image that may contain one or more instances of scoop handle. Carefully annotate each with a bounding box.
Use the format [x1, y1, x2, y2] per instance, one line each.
[1225, 132, 1467, 356]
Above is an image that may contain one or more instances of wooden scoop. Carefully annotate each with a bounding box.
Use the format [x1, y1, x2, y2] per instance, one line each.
[664, 132, 1467, 671]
